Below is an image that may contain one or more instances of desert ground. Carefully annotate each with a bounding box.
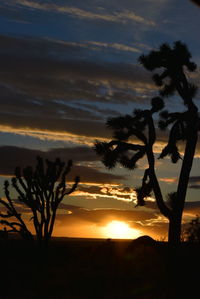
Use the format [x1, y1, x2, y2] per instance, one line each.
[0, 236, 200, 299]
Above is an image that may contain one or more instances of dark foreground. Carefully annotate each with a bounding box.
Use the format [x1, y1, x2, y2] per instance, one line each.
[0, 236, 200, 299]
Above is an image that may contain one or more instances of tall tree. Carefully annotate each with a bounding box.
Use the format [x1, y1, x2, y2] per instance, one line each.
[94, 41, 199, 244]
[0, 156, 79, 246]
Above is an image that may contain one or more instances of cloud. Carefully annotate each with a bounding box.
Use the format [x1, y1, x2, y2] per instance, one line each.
[71, 165, 124, 184]
[0, 145, 124, 184]
[4, 196, 200, 240]
[189, 176, 200, 183]
[0, 34, 155, 143]
[75, 185, 137, 203]
[184, 201, 200, 212]
[52, 203, 159, 233]
[86, 41, 141, 53]
[0, 34, 144, 58]
[0, 35, 199, 150]
[59, 206, 156, 224]
[159, 177, 177, 184]
[188, 185, 200, 189]
[188, 176, 200, 189]
[15, 0, 155, 26]
[0, 110, 109, 140]
[0, 42, 152, 94]
[52, 205, 168, 239]
[1, 201, 165, 239]
[0, 34, 153, 85]
[182, 201, 200, 222]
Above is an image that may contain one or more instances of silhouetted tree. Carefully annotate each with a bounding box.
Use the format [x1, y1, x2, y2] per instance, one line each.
[94, 41, 199, 245]
[0, 156, 79, 245]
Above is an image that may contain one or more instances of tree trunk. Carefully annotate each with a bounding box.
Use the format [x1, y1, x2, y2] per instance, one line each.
[147, 111, 198, 245]
[168, 114, 198, 245]
[168, 213, 182, 245]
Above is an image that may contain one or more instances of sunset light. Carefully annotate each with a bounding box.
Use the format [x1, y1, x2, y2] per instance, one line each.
[102, 220, 141, 239]
[1, 0, 200, 297]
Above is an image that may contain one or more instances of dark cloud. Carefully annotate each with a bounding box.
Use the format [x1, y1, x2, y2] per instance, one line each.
[0, 1, 156, 27]
[183, 201, 200, 219]
[0, 54, 152, 103]
[188, 185, 200, 189]
[189, 176, 200, 183]
[0, 145, 96, 170]
[3, 35, 199, 149]
[188, 176, 200, 189]
[0, 145, 124, 183]
[0, 111, 109, 139]
[49, 146, 98, 162]
[184, 201, 200, 212]
[0, 55, 150, 90]
[72, 165, 124, 184]
[0, 34, 155, 141]
[1, 34, 199, 151]
[0, 35, 152, 100]
[0, 83, 103, 121]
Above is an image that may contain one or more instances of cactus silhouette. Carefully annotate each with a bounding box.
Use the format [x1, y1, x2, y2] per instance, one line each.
[94, 41, 199, 244]
[0, 156, 80, 245]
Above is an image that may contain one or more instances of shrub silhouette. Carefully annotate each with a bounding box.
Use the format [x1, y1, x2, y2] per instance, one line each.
[184, 216, 200, 243]
[94, 41, 199, 244]
[0, 156, 79, 245]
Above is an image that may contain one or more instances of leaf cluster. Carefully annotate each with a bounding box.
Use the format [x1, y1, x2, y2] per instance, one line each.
[139, 41, 197, 101]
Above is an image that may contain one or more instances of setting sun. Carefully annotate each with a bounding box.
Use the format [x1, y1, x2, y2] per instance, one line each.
[102, 220, 141, 239]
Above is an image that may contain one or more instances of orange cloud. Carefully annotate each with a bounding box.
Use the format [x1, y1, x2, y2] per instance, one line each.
[159, 177, 177, 184]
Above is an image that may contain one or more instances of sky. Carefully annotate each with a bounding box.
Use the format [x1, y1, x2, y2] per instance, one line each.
[0, 0, 200, 240]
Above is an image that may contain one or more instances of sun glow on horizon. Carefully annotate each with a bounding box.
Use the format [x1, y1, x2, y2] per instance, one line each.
[102, 220, 141, 239]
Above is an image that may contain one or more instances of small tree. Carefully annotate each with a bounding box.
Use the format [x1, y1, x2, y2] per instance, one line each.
[94, 41, 199, 245]
[0, 156, 79, 245]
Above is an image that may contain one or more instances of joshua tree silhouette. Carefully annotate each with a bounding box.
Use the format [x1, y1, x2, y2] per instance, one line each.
[0, 156, 79, 245]
[94, 41, 199, 244]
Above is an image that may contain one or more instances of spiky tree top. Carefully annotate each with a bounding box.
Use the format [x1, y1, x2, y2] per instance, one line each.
[140, 41, 199, 163]
[94, 41, 199, 211]
[0, 156, 80, 243]
[95, 96, 164, 205]
[139, 41, 197, 106]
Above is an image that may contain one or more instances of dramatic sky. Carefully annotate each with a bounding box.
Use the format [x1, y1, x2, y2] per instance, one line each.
[0, 0, 200, 240]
